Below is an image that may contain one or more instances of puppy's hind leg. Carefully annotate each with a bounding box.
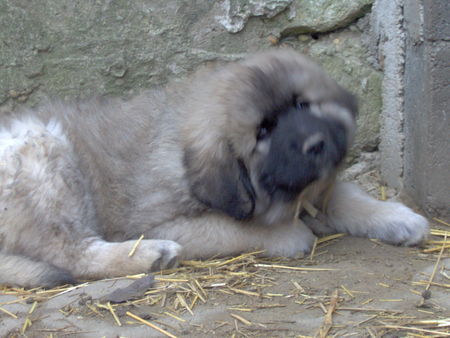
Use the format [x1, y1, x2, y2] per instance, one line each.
[0, 253, 75, 288]
[0, 117, 103, 287]
[0, 117, 181, 287]
[323, 181, 429, 245]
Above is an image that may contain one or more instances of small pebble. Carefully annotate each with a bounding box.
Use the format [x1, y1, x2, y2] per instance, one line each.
[421, 289, 431, 299]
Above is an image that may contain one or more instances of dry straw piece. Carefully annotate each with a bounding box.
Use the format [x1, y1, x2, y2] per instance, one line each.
[126, 311, 177, 338]
[317, 289, 339, 338]
[128, 234, 145, 257]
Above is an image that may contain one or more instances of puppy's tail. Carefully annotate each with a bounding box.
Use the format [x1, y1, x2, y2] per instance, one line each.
[0, 253, 76, 289]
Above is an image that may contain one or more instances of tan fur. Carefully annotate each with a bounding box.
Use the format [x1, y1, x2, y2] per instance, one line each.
[0, 50, 428, 288]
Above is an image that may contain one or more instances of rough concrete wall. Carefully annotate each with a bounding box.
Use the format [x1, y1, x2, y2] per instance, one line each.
[403, 0, 450, 217]
[372, 0, 449, 216]
[369, 0, 405, 189]
[0, 0, 380, 160]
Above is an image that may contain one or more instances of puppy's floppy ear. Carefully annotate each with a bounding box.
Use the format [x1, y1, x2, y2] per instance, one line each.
[184, 144, 255, 221]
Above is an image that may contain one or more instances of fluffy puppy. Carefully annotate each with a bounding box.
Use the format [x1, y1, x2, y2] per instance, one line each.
[0, 50, 428, 288]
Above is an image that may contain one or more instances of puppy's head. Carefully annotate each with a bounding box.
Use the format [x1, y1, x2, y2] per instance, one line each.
[182, 50, 357, 223]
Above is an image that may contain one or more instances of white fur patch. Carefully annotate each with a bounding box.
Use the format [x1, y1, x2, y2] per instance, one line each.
[0, 117, 70, 187]
[0, 117, 67, 159]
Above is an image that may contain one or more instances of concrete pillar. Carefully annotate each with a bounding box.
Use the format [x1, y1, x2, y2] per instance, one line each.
[403, 0, 450, 217]
[370, 0, 406, 189]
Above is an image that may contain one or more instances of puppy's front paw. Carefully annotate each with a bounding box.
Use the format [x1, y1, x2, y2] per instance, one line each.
[134, 239, 181, 271]
[115, 239, 181, 274]
[263, 222, 316, 258]
[370, 203, 429, 246]
[148, 240, 181, 271]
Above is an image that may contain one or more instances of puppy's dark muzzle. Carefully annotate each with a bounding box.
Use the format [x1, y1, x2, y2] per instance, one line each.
[259, 105, 339, 201]
[260, 135, 325, 200]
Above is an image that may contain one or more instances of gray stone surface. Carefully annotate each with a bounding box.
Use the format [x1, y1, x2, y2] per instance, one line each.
[403, 0, 450, 217]
[216, 0, 373, 35]
[280, 0, 373, 36]
[0, 0, 381, 159]
[215, 0, 293, 33]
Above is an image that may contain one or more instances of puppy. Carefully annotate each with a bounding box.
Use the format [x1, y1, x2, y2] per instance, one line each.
[0, 50, 428, 288]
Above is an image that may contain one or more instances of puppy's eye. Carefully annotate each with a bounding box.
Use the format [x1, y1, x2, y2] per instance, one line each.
[292, 95, 310, 110]
[297, 101, 310, 110]
[257, 118, 277, 141]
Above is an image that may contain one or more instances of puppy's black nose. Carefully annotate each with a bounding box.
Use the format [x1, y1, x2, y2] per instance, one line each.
[302, 133, 325, 156]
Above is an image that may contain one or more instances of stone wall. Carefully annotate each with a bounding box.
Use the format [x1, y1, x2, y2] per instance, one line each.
[0, 0, 380, 160]
[1, 1, 448, 216]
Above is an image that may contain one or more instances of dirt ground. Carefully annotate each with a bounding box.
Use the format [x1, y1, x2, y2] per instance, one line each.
[1, 157, 449, 337]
